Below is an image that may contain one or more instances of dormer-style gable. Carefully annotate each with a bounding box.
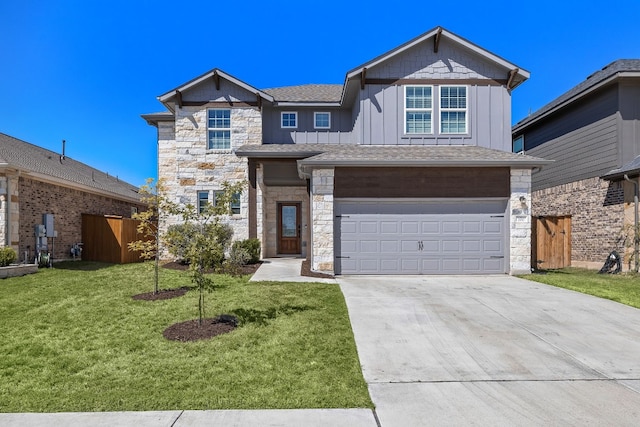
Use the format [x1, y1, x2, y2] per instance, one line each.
[157, 68, 274, 112]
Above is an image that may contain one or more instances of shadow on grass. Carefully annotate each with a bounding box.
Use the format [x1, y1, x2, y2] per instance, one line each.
[52, 261, 116, 271]
[232, 305, 314, 327]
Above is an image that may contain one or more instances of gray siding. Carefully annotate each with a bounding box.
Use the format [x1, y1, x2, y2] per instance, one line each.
[353, 83, 511, 149]
[619, 79, 640, 163]
[262, 107, 354, 144]
[528, 114, 618, 190]
[181, 78, 257, 103]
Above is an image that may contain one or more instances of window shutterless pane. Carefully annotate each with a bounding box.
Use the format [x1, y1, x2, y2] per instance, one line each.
[208, 130, 231, 149]
[406, 112, 432, 133]
[230, 192, 241, 215]
[198, 191, 209, 213]
[441, 111, 466, 133]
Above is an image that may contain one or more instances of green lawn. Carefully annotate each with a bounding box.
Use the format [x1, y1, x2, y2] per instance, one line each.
[0, 262, 372, 412]
[524, 268, 640, 308]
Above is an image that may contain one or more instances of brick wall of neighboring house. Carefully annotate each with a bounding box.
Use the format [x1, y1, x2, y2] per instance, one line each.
[18, 176, 143, 262]
[531, 177, 626, 265]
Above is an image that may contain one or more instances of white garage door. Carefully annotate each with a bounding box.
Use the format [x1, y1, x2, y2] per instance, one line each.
[334, 200, 507, 275]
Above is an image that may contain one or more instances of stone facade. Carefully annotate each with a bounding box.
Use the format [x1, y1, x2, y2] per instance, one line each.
[510, 169, 532, 274]
[0, 174, 19, 251]
[158, 105, 262, 255]
[532, 177, 626, 265]
[310, 168, 334, 273]
[17, 176, 143, 262]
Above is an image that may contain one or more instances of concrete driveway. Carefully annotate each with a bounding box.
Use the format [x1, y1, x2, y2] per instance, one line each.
[338, 275, 640, 426]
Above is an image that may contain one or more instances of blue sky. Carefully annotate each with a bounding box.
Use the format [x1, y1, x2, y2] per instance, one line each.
[2, 1, 639, 187]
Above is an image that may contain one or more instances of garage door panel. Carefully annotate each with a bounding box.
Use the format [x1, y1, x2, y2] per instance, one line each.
[336, 201, 506, 275]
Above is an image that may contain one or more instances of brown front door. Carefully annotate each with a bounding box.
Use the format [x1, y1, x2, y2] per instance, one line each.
[277, 202, 301, 254]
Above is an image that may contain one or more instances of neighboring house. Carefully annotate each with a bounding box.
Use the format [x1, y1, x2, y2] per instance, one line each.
[0, 133, 144, 263]
[512, 60, 640, 269]
[143, 26, 549, 275]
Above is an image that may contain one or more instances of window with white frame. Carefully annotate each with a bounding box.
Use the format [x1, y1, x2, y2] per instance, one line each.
[198, 191, 209, 213]
[440, 86, 467, 134]
[513, 135, 524, 153]
[281, 112, 297, 128]
[314, 112, 331, 129]
[213, 190, 241, 215]
[405, 86, 433, 134]
[207, 109, 231, 149]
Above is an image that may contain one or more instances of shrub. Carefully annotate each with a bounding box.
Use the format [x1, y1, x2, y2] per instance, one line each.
[232, 238, 261, 264]
[229, 243, 252, 266]
[163, 222, 234, 267]
[0, 247, 17, 267]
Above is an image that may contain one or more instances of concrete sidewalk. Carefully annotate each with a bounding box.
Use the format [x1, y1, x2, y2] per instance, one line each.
[0, 409, 377, 427]
[250, 258, 337, 283]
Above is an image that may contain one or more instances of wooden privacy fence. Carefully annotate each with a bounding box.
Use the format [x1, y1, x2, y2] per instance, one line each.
[532, 215, 572, 270]
[81, 214, 148, 264]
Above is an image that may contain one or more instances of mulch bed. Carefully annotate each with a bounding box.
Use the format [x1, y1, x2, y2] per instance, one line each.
[132, 287, 190, 301]
[163, 315, 238, 342]
[301, 259, 334, 279]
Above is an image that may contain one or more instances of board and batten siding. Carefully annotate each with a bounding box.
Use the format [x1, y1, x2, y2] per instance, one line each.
[353, 83, 510, 149]
[261, 107, 354, 144]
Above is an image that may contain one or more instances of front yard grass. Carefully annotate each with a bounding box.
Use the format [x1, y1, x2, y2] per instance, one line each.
[0, 261, 372, 412]
[524, 268, 640, 309]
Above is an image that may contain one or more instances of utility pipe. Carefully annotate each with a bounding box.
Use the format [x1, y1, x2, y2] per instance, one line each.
[624, 174, 639, 273]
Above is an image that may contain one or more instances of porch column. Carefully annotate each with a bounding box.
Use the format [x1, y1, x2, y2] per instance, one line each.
[0, 176, 7, 247]
[255, 163, 265, 258]
[510, 168, 532, 275]
[311, 168, 334, 274]
[247, 159, 257, 239]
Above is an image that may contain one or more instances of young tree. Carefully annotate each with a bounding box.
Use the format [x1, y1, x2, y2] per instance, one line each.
[165, 181, 246, 325]
[128, 178, 170, 294]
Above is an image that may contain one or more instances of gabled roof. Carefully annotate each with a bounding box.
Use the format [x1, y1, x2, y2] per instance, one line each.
[341, 26, 530, 105]
[0, 133, 141, 203]
[158, 68, 275, 112]
[514, 59, 640, 132]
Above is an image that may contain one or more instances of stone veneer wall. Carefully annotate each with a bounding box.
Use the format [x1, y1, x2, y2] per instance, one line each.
[531, 177, 625, 265]
[261, 186, 309, 258]
[158, 106, 262, 257]
[310, 168, 334, 273]
[17, 176, 142, 262]
[0, 174, 19, 252]
[510, 169, 532, 274]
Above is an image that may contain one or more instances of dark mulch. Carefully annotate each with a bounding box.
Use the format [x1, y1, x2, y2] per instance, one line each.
[163, 315, 238, 342]
[132, 287, 190, 301]
[301, 259, 335, 279]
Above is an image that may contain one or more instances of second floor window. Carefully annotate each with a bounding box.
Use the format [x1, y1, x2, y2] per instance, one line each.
[281, 112, 297, 128]
[208, 109, 231, 149]
[440, 86, 467, 134]
[314, 112, 331, 129]
[405, 86, 433, 134]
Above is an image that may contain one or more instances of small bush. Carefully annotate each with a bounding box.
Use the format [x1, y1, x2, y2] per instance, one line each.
[163, 222, 234, 267]
[232, 238, 261, 264]
[229, 243, 252, 266]
[0, 247, 17, 267]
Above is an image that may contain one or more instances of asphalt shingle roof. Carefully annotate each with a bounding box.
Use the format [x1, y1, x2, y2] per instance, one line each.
[514, 59, 640, 130]
[236, 143, 550, 167]
[602, 155, 640, 180]
[262, 84, 343, 103]
[0, 133, 141, 202]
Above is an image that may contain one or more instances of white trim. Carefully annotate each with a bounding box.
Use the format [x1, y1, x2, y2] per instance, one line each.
[404, 85, 433, 135]
[439, 85, 468, 135]
[281, 111, 298, 129]
[314, 112, 331, 129]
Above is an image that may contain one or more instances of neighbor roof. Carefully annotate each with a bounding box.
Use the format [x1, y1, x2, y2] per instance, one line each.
[602, 154, 640, 181]
[514, 59, 640, 132]
[0, 133, 141, 203]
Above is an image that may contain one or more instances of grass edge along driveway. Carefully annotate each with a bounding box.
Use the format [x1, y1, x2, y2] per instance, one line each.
[0, 261, 372, 412]
[523, 267, 640, 309]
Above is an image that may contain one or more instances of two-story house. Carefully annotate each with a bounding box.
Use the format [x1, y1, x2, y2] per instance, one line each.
[512, 60, 640, 269]
[143, 26, 548, 275]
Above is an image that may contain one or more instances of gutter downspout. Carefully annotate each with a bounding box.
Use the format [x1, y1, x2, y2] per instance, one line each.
[624, 174, 639, 273]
